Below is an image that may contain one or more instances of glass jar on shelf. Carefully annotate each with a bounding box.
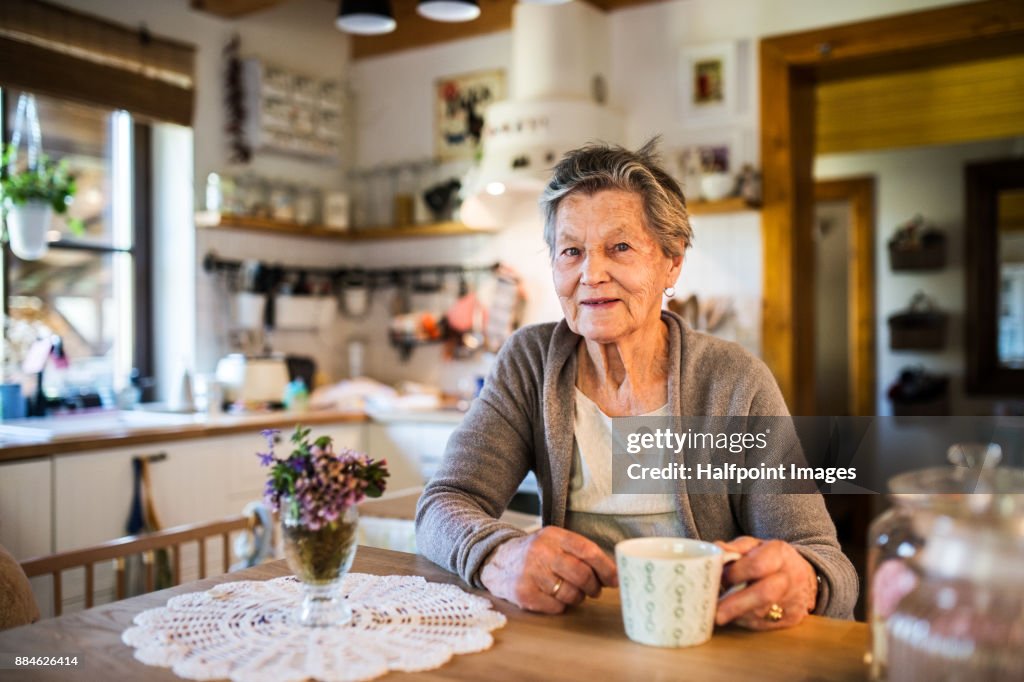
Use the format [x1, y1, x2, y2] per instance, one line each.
[295, 185, 320, 226]
[349, 170, 370, 229]
[370, 168, 393, 228]
[866, 442, 1013, 680]
[886, 500, 1024, 681]
[270, 181, 297, 223]
[393, 164, 416, 227]
[240, 174, 271, 218]
[220, 173, 240, 216]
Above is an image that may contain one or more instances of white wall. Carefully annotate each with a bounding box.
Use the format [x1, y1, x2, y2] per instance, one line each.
[816, 138, 1021, 416]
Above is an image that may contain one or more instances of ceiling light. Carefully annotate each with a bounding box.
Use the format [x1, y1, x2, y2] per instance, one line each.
[417, 0, 480, 22]
[336, 0, 396, 35]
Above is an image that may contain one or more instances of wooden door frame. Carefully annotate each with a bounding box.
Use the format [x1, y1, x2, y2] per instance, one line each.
[759, 0, 1024, 415]
[814, 177, 876, 416]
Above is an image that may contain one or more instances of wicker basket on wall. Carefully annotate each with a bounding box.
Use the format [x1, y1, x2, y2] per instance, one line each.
[888, 292, 949, 350]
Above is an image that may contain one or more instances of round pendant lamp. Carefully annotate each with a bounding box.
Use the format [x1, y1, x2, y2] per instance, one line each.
[416, 0, 480, 23]
[336, 0, 396, 35]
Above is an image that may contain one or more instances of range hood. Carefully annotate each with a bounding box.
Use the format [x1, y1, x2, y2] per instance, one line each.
[460, 2, 625, 228]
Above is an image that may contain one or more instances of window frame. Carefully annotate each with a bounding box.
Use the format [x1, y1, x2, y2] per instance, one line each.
[0, 88, 155, 398]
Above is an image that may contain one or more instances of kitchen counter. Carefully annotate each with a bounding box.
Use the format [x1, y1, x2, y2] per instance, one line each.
[0, 409, 369, 463]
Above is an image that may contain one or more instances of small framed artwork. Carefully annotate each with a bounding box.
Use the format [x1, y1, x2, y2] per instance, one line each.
[679, 42, 739, 124]
[435, 69, 506, 161]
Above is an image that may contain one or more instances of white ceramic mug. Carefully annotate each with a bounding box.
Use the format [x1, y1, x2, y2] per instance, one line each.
[615, 537, 740, 648]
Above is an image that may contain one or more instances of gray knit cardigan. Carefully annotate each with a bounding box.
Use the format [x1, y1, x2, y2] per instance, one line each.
[415, 311, 857, 619]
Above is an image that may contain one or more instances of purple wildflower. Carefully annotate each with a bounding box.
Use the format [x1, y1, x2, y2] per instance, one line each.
[260, 428, 280, 449]
[258, 425, 389, 527]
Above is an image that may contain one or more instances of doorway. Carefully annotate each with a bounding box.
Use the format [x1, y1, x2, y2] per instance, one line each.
[758, 0, 1024, 415]
[814, 178, 876, 417]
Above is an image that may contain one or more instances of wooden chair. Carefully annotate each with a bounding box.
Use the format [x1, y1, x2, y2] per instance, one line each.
[21, 511, 271, 617]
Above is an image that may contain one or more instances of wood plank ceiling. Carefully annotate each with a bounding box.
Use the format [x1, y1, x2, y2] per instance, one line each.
[191, 0, 665, 59]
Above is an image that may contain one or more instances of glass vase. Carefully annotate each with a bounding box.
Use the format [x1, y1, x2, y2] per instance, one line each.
[281, 501, 359, 627]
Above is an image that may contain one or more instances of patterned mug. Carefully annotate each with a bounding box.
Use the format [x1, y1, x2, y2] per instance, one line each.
[615, 537, 740, 647]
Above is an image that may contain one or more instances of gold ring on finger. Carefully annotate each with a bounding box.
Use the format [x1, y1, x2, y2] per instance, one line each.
[766, 603, 784, 622]
[551, 578, 564, 597]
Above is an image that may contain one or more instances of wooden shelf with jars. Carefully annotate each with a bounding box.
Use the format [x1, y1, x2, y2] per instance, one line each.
[195, 212, 497, 241]
[687, 197, 761, 216]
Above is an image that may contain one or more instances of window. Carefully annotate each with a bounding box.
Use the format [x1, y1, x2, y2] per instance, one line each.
[2, 88, 152, 404]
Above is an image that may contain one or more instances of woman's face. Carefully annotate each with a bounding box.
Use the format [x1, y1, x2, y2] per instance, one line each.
[552, 189, 683, 344]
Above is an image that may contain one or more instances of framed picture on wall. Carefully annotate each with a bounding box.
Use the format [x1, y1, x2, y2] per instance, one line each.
[679, 41, 739, 124]
[435, 69, 506, 161]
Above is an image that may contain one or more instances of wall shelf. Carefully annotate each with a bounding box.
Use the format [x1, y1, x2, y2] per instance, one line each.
[196, 212, 497, 241]
[687, 197, 761, 215]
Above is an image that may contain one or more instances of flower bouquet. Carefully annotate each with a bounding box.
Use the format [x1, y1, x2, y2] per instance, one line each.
[258, 425, 388, 626]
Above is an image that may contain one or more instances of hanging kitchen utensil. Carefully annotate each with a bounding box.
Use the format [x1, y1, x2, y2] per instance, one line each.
[336, 269, 373, 319]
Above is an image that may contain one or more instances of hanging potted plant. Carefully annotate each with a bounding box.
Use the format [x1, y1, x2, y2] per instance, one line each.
[1, 143, 83, 260]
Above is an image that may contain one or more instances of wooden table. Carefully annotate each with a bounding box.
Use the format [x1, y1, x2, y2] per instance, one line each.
[0, 546, 868, 681]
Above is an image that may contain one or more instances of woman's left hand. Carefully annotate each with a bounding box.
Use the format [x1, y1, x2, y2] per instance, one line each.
[713, 536, 818, 630]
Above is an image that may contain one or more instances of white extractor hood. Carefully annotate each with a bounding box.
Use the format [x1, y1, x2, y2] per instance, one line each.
[460, 2, 625, 228]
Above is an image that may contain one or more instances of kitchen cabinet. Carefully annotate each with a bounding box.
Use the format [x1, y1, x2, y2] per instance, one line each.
[365, 422, 442, 492]
[51, 437, 238, 613]
[0, 459, 52, 560]
[365, 417, 539, 496]
[0, 459, 54, 616]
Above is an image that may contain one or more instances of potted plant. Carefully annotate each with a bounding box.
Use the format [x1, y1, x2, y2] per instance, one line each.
[1, 143, 83, 260]
[258, 425, 389, 627]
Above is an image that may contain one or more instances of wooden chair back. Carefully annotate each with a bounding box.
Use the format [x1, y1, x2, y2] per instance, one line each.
[21, 512, 269, 617]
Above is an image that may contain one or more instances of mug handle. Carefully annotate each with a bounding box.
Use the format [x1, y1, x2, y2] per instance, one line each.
[719, 551, 746, 599]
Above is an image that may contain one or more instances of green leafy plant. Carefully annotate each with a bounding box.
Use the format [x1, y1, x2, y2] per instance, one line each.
[0, 143, 84, 235]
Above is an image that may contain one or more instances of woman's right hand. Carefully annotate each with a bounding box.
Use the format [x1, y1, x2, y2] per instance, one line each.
[479, 527, 618, 614]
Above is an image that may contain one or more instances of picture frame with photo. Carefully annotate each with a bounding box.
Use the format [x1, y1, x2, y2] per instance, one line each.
[679, 41, 739, 124]
[435, 69, 506, 161]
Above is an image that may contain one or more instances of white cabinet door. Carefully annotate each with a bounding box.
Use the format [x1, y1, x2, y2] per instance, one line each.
[54, 439, 233, 553]
[0, 459, 52, 560]
[415, 424, 456, 482]
[365, 423, 444, 493]
[0, 458, 54, 617]
[52, 439, 234, 614]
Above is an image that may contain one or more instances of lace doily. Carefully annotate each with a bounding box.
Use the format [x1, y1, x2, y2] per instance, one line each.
[122, 573, 507, 682]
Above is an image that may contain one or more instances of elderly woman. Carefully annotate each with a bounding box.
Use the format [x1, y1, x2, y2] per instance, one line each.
[416, 140, 857, 629]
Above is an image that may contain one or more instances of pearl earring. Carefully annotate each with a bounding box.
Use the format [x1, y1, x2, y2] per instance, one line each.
[664, 287, 676, 298]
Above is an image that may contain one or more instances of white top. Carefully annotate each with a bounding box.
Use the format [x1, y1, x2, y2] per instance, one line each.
[567, 388, 676, 515]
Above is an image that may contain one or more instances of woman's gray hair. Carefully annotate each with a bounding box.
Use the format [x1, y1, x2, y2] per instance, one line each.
[539, 137, 692, 259]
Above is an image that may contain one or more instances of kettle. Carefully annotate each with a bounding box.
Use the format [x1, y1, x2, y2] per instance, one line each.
[215, 353, 290, 405]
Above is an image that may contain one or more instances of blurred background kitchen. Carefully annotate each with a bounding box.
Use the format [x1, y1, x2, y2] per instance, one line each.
[1, 0, 1023, 638]
[0, 0, 1021, 419]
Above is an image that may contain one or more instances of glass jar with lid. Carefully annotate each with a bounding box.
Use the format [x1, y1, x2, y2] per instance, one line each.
[887, 494, 1024, 681]
[866, 443, 1016, 680]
